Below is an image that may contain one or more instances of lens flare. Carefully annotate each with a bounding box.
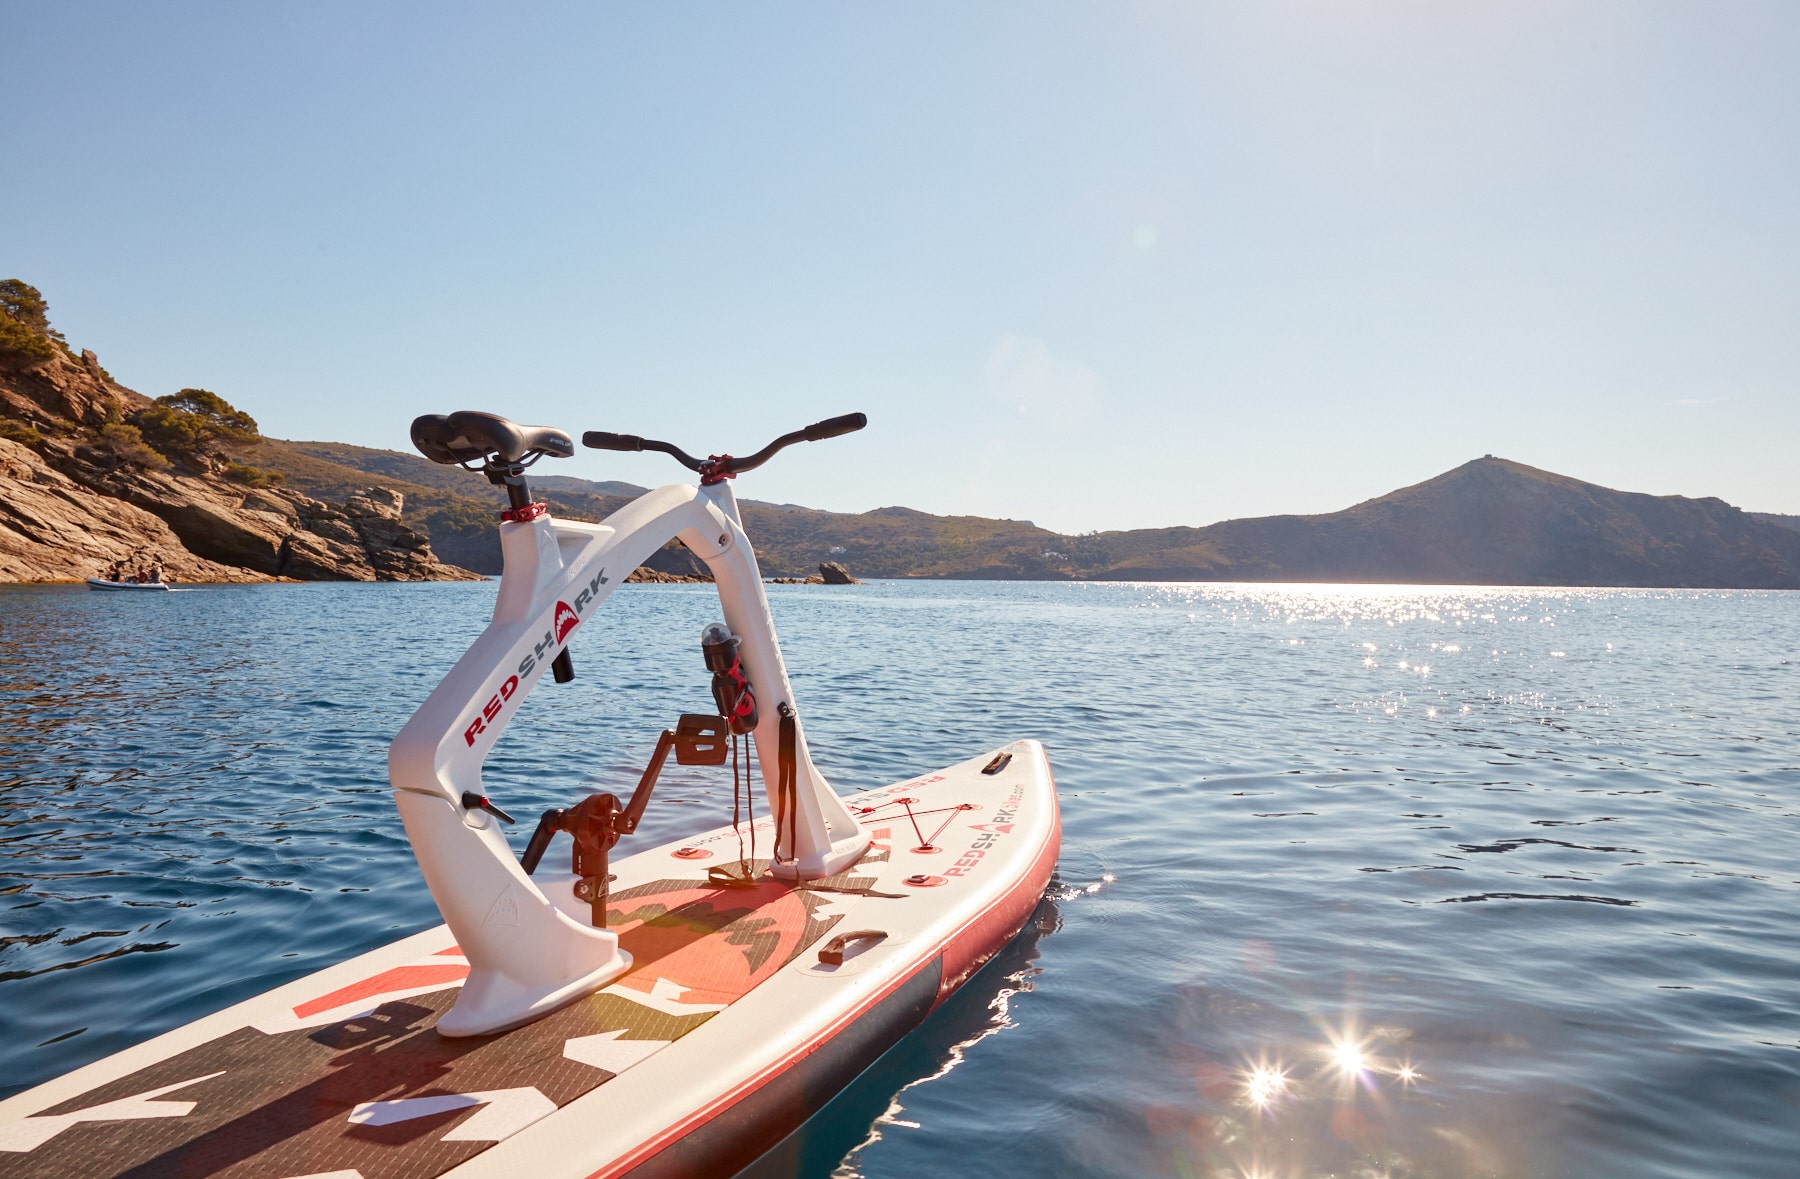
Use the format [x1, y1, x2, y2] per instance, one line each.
[1244, 1065, 1288, 1108]
[1325, 1028, 1372, 1082]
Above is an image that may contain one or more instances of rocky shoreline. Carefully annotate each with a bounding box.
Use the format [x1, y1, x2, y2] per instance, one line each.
[624, 559, 866, 586]
[767, 561, 863, 585]
[1, 290, 872, 588]
[0, 429, 480, 585]
[1, 289, 476, 584]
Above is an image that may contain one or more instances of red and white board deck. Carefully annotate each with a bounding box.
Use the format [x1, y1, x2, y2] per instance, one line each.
[0, 741, 1058, 1179]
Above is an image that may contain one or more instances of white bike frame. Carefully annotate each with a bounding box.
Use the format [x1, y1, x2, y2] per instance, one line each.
[388, 478, 868, 1036]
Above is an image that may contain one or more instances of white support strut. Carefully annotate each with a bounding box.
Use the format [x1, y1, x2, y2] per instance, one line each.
[388, 478, 867, 1037]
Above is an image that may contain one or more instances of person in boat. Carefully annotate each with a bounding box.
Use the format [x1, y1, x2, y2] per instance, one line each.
[105, 560, 123, 582]
[147, 560, 164, 584]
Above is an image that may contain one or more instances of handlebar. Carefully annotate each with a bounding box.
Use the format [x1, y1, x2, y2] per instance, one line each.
[800, 412, 867, 442]
[580, 431, 707, 472]
[582, 412, 866, 483]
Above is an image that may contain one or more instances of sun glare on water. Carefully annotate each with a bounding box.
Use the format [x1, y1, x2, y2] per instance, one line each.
[1245, 1065, 1288, 1109]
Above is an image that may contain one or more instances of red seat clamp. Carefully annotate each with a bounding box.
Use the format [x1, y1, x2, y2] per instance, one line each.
[500, 502, 549, 523]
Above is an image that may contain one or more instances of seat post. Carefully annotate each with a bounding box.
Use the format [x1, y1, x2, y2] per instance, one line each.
[486, 459, 533, 510]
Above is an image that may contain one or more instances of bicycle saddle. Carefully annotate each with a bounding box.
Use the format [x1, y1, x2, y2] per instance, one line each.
[411, 411, 575, 465]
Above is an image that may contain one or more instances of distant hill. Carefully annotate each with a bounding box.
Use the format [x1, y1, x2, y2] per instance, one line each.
[274, 440, 648, 500]
[263, 440, 669, 573]
[257, 439, 1056, 578]
[1070, 457, 1800, 588]
[18, 274, 1786, 589]
[250, 441, 1800, 589]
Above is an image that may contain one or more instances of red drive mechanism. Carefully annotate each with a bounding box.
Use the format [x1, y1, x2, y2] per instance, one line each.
[702, 622, 759, 735]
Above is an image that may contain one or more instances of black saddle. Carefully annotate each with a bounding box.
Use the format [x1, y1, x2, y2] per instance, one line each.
[411, 411, 575, 466]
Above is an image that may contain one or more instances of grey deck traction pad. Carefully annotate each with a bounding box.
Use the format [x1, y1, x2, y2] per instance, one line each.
[8, 864, 880, 1179]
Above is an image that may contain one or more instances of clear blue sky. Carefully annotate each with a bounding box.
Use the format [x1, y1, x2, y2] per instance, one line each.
[5, 2, 1797, 532]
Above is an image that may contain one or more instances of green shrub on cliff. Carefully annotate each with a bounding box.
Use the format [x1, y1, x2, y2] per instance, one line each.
[0, 280, 59, 334]
[0, 279, 61, 362]
[422, 497, 495, 537]
[133, 388, 261, 463]
[222, 460, 282, 487]
[96, 421, 171, 470]
[0, 315, 52, 361]
[0, 419, 45, 449]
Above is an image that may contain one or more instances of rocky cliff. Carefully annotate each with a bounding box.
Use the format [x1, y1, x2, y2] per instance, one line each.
[0, 285, 477, 584]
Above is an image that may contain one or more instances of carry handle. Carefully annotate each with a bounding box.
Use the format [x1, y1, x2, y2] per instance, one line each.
[817, 929, 887, 967]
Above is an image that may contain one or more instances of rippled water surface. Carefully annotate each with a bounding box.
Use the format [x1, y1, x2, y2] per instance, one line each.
[3, 580, 1798, 1177]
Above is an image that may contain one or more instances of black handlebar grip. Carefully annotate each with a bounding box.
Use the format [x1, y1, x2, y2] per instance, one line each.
[801, 412, 867, 442]
[583, 431, 646, 451]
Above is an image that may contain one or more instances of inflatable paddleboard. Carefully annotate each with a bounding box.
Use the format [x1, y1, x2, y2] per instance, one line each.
[6, 411, 1060, 1177]
[0, 743, 1057, 1178]
[84, 577, 171, 591]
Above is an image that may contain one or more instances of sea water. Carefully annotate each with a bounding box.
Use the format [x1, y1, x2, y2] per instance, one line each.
[1, 581, 1796, 1178]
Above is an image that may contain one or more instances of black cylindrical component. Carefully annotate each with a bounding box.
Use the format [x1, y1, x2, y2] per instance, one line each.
[582, 430, 646, 451]
[461, 791, 517, 824]
[520, 808, 564, 874]
[505, 479, 532, 510]
[802, 412, 867, 441]
[552, 648, 575, 683]
[701, 622, 738, 673]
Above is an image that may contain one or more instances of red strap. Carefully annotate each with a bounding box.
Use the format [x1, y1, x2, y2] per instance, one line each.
[725, 654, 756, 718]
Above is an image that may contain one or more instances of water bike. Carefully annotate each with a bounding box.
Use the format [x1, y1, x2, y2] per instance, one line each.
[0, 409, 1060, 1178]
[84, 577, 171, 591]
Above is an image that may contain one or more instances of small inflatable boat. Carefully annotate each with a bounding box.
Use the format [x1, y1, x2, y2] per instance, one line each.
[3, 411, 1060, 1178]
[84, 577, 171, 591]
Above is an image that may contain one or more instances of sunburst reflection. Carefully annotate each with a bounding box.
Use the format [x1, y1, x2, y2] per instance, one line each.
[1244, 1063, 1289, 1109]
[1329, 1032, 1370, 1080]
